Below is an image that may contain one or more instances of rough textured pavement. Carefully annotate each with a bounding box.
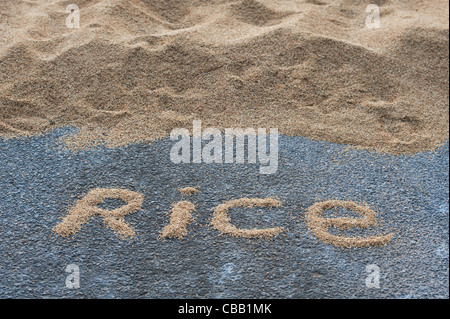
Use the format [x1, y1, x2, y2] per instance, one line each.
[0, 127, 448, 298]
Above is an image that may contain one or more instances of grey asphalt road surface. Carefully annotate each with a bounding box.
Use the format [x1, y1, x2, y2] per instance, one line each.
[0, 127, 448, 298]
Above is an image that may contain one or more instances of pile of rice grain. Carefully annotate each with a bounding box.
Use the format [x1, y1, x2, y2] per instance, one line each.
[0, 0, 448, 154]
[179, 187, 200, 196]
